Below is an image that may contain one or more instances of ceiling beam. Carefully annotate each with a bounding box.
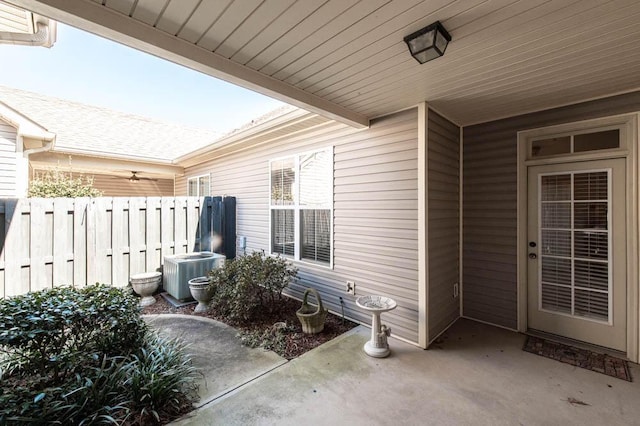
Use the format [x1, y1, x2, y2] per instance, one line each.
[9, 0, 369, 129]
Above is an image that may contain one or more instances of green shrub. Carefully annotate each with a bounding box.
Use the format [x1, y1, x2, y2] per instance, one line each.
[210, 251, 297, 323]
[28, 169, 102, 198]
[125, 332, 199, 423]
[0, 285, 198, 424]
[0, 284, 146, 382]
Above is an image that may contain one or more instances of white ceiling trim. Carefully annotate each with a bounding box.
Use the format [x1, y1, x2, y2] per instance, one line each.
[11, 0, 369, 129]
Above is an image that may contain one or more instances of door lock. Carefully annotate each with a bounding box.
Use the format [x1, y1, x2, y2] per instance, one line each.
[528, 253, 537, 259]
[529, 241, 537, 248]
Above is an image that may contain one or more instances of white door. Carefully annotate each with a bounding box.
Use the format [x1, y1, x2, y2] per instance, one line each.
[527, 159, 626, 351]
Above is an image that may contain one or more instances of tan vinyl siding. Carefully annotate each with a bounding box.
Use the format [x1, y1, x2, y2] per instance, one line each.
[32, 170, 174, 197]
[463, 91, 640, 329]
[428, 111, 460, 339]
[174, 175, 187, 196]
[178, 109, 419, 343]
[0, 119, 18, 196]
[91, 175, 174, 197]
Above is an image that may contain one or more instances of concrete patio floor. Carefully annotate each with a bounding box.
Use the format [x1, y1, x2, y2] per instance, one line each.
[145, 314, 286, 402]
[161, 316, 640, 426]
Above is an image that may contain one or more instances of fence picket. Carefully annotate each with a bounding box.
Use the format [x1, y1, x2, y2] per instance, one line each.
[30, 199, 50, 291]
[73, 198, 89, 288]
[94, 197, 112, 285]
[111, 198, 128, 286]
[86, 199, 97, 285]
[146, 197, 161, 271]
[186, 197, 199, 252]
[52, 199, 71, 287]
[160, 198, 174, 260]
[174, 197, 187, 254]
[4, 199, 22, 296]
[128, 197, 145, 276]
[0, 200, 4, 298]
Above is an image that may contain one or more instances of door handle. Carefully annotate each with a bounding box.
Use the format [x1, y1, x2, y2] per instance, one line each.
[528, 253, 537, 259]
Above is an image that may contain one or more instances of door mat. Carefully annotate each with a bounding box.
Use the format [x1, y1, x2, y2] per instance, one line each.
[523, 336, 632, 382]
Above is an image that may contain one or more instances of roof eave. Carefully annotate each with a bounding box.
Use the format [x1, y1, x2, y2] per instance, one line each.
[0, 101, 56, 142]
[175, 108, 317, 167]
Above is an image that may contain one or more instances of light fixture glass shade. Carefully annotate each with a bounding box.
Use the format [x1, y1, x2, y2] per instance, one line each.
[404, 21, 451, 64]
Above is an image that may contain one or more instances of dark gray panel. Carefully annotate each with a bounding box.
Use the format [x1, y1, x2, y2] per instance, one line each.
[428, 110, 460, 339]
[463, 91, 640, 329]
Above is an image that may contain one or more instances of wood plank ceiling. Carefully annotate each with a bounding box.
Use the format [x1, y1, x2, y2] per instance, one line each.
[10, 0, 640, 127]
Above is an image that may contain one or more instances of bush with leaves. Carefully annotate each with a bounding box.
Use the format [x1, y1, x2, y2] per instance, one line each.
[28, 169, 103, 198]
[125, 333, 199, 423]
[0, 285, 199, 424]
[0, 284, 146, 382]
[210, 251, 297, 324]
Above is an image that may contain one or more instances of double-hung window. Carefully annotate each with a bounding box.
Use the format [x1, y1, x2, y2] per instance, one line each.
[270, 148, 333, 266]
[187, 175, 210, 196]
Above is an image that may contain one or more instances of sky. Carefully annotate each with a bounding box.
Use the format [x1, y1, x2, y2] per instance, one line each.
[0, 23, 285, 134]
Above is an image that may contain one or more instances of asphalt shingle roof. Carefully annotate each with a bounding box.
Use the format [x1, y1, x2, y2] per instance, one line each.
[0, 85, 220, 162]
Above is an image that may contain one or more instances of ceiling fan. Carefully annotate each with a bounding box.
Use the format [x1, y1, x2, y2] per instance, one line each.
[118, 171, 158, 182]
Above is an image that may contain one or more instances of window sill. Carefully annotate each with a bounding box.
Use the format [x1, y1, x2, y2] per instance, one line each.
[270, 253, 333, 270]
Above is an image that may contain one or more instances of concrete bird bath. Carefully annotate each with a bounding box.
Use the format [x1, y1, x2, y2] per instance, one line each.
[356, 295, 397, 358]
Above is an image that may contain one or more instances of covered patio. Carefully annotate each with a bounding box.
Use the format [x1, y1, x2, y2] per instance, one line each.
[9, 0, 640, 389]
[172, 318, 640, 425]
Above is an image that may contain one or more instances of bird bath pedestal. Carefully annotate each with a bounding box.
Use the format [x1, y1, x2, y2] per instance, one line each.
[356, 295, 397, 358]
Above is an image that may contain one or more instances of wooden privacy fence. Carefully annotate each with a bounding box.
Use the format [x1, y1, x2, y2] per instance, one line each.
[0, 196, 236, 298]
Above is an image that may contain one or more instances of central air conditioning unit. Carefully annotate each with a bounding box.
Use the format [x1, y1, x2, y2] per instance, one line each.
[163, 252, 225, 300]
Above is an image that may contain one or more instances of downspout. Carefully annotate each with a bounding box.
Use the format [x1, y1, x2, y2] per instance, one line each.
[23, 139, 54, 156]
[0, 21, 56, 48]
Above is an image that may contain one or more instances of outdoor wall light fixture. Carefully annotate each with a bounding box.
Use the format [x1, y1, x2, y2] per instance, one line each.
[404, 21, 451, 64]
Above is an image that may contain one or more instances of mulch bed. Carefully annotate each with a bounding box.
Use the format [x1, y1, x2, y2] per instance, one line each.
[523, 336, 632, 381]
[142, 294, 357, 360]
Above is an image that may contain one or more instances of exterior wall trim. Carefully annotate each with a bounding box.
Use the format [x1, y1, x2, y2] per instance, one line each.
[459, 125, 464, 318]
[516, 113, 639, 362]
[418, 102, 428, 348]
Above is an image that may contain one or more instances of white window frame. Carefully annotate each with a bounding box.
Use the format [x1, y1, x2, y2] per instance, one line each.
[187, 174, 210, 196]
[269, 147, 334, 269]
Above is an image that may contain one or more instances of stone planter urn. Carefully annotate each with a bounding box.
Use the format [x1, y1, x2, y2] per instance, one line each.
[130, 272, 161, 307]
[188, 276, 212, 313]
